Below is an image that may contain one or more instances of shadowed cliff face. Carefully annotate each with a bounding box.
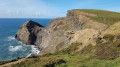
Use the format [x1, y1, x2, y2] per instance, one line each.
[15, 20, 44, 45]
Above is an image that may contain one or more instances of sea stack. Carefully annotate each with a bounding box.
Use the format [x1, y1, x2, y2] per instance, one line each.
[15, 20, 44, 45]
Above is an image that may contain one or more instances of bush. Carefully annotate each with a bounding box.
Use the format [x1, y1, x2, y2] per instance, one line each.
[19, 25, 23, 29]
[44, 59, 66, 67]
[96, 37, 102, 43]
[103, 34, 115, 41]
[81, 44, 93, 53]
[94, 39, 120, 60]
[61, 42, 82, 54]
[95, 46, 118, 60]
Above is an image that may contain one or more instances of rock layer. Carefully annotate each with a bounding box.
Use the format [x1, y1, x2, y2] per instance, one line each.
[35, 10, 108, 54]
[16, 9, 109, 54]
[15, 20, 44, 45]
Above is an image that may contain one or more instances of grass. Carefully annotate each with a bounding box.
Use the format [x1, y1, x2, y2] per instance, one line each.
[75, 9, 120, 25]
[77, 57, 120, 67]
[10, 41, 120, 67]
[1, 9, 120, 67]
[12, 52, 120, 67]
[94, 34, 120, 60]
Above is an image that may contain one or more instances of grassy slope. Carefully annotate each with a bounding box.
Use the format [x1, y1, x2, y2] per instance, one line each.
[11, 54, 120, 67]
[78, 9, 120, 25]
[1, 9, 120, 67]
[12, 40, 120, 67]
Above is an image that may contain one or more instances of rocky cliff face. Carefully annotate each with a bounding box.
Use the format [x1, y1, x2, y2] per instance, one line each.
[15, 20, 44, 45]
[35, 10, 108, 54]
[16, 9, 109, 54]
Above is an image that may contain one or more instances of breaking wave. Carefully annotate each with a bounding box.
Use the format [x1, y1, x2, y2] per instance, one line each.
[9, 45, 22, 51]
[31, 45, 40, 54]
[7, 36, 40, 57]
[27, 45, 40, 57]
[8, 36, 15, 41]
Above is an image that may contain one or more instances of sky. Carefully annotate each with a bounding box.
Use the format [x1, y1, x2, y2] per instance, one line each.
[0, 0, 120, 18]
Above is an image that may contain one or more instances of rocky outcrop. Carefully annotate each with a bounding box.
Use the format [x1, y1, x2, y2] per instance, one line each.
[15, 20, 44, 45]
[16, 9, 108, 54]
[35, 10, 108, 54]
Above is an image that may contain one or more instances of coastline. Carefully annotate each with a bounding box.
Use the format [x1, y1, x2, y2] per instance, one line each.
[0, 18, 50, 61]
[1, 9, 120, 67]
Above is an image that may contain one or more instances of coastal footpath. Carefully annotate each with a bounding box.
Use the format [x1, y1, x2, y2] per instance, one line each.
[1, 9, 120, 67]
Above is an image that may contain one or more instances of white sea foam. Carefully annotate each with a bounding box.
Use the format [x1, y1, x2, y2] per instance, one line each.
[9, 45, 22, 51]
[27, 53, 32, 57]
[8, 36, 15, 41]
[31, 45, 40, 54]
[7, 35, 40, 57]
[27, 45, 40, 57]
[17, 41, 25, 45]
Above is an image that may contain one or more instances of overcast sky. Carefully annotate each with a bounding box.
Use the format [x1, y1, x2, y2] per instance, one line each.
[0, 0, 120, 18]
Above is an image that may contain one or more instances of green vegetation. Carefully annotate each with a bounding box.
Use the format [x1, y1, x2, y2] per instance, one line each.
[0, 58, 21, 65]
[1, 9, 120, 67]
[19, 25, 23, 29]
[103, 34, 115, 41]
[11, 54, 120, 67]
[0, 61, 11, 65]
[78, 9, 120, 25]
[56, 42, 82, 54]
[63, 21, 73, 29]
[11, 40, 120, 67]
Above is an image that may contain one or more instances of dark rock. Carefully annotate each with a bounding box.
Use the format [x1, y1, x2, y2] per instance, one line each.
[28, 54, 39, 58]
[117, 44, 120, 47]
[44, 59, 66, 67]
[15, 20, 44, 45]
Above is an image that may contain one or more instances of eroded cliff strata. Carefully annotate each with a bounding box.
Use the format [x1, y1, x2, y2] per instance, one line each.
[16, 9, 108, 55]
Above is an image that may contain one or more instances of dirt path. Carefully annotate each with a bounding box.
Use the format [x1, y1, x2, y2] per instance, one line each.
[0, 58, 26, 67]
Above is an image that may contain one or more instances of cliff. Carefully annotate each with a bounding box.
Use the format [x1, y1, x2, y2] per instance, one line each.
[15, 9, 120, 55]
[35, 9, 108, 54]
[4, 9, 120, 67]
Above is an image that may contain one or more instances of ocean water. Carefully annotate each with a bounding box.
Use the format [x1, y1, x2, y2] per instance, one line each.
[0, 18, 52, 61]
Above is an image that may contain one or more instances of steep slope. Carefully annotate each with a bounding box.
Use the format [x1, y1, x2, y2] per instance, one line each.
[36, 9, 108, 54]
[77, 9, 120, 25]
[100, 21, 120, 36]
[14, 9, 120, 55]
[15, 20, 44, 45]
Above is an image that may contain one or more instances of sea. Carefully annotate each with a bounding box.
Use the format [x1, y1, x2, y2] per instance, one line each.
[0, 18, 52, 61]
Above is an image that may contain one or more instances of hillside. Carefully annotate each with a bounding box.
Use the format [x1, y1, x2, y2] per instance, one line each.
[1, 9, 120, 67]
[78, 9, 120, 25]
